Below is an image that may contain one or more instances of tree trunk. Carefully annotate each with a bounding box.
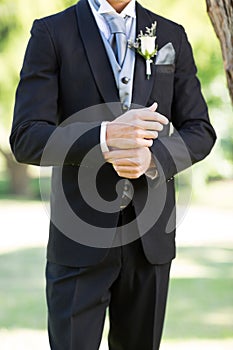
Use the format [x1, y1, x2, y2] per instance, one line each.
[206, 0, 233, 104]
[0, 147, 30, 196]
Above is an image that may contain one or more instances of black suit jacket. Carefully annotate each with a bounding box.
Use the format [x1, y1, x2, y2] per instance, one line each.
[10, 0, 216, 266]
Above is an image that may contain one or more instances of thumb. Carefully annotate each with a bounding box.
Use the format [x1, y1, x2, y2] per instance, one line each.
[148, 102, 158, 112]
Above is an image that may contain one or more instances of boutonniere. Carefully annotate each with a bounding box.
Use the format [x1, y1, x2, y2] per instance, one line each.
[128, 21, 158, 79]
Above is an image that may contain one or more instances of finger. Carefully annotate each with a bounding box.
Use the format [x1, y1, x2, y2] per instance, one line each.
[154, 112, 169, 125]
[143, 130, 159, 139]
[138, 110, 169, 125]
[114, 168, 142, 179]
[106, 146, 150, 161]
[104, 150, 135, 161]
[114, 164, 140, 171]
[108, 121, 162, 134]
[141, 102, 158, 112]
[126, 128, 158, 139]
[112, 158, 139, 167]
[148, 102, 158, 112]
[116, 111, 168, 127]
[136, 120, 163, 132]
[110, 122, 160, 141]
[106, 137, 153, 150]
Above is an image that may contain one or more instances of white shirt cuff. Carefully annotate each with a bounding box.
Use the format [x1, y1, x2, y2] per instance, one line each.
[100, 121, 109, 153]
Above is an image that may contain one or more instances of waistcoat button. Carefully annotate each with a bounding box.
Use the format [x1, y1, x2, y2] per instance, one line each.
[121, 77, 130, 84]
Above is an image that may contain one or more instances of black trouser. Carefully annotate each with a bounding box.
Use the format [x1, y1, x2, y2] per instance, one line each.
[46, 210, 171, 350]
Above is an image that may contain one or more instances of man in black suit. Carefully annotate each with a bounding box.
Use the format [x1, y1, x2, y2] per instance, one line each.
[10, 0, 216, 349]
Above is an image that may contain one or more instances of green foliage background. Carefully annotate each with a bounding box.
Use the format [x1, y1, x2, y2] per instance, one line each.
[0, 0, 232, 187]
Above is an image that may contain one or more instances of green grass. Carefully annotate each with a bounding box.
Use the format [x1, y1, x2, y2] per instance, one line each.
[0, 246, 232, 339]
[0, 248, 47, 330]
[164, 247, 233, 340]
[165, 277, 233, 339]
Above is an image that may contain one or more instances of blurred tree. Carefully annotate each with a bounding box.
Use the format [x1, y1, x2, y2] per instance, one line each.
[0, 0, 30, 195]
[0, 0, 73, 195]
[206, 0, 233, 105]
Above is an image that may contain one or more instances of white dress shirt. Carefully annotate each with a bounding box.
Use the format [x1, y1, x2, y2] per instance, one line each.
[88, 0, 136, 153]
[88, 0, 158, 179]
[88, 0, 136, 42]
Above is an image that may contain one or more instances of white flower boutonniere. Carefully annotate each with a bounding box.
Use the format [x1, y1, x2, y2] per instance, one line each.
[129, 21, 158, 79]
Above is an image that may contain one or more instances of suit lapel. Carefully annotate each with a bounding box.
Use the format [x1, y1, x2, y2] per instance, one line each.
[76, 0, 121, 114]
[132, 2, 155, 107]
[76, 0, 155, 111]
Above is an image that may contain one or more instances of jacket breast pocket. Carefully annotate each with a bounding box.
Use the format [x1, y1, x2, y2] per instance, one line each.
[150, 64, 175, 119]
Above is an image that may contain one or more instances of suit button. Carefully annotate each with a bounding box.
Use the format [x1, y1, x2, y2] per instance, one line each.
[121, 77, 130, 84]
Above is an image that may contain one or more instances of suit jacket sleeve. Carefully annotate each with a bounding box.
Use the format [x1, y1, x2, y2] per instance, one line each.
[150, 25, 216, 182]
[10, 19, 104, 167]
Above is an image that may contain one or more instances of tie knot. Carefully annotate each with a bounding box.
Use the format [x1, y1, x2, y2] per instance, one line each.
[103, 14, 126, 35]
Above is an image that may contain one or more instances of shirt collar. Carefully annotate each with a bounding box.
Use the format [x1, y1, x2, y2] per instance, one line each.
[98, 0, 136, 18]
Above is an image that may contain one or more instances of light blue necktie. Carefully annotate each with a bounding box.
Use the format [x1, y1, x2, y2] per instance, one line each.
[102, 13, 127, 66]
[91, 0, 127, 67]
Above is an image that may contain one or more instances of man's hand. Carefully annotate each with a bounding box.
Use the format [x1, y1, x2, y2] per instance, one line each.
[104, 147, 153, 179]
[106, 103, 168, 149]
